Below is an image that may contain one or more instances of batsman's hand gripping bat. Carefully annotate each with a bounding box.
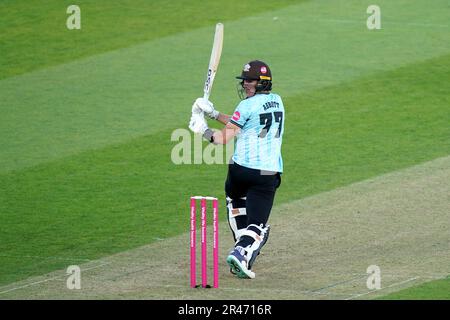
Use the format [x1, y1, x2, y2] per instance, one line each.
[203, 23, 224, 101]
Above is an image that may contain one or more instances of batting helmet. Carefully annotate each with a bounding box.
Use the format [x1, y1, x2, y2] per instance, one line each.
[236, 60, 272, 92]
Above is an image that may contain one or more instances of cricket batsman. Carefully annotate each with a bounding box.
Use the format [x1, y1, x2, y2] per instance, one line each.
[189, 60, 285, 279]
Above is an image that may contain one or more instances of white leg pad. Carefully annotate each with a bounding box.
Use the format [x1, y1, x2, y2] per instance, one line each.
[241, 224, 270, 269]
[226, 196, 247, 243]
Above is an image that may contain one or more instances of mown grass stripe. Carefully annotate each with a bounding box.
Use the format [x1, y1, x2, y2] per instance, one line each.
[0, 0, 302, 80]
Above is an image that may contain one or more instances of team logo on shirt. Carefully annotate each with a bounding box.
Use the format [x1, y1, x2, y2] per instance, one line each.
[232, 111, 241, 121]
[261, 66, 267, 74]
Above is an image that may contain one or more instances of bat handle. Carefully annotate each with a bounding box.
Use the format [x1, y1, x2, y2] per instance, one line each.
[203, 93, 210, 101]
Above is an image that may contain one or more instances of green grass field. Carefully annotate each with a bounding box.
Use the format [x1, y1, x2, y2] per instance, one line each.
[379, 277, 450, 300]
[1, 0, 449, 299]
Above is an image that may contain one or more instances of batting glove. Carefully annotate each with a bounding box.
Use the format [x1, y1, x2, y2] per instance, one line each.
[188, 112, 209, 134]
[194, 97, 219, 119]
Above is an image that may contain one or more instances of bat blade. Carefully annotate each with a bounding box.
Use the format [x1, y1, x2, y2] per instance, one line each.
[203, 23, 224, 101]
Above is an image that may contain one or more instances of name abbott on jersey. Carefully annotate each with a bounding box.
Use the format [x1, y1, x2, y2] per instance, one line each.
[263, 101, 280, 111]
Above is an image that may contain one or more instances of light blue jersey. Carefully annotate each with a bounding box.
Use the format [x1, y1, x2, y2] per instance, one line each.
[229, 93, 285, 173]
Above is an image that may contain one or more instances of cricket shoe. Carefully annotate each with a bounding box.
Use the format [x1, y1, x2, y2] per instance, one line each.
[226, 248, 239, 275]
[226, 246, 255, 279]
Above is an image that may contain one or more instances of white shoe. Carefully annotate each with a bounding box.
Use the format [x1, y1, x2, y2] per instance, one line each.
[226, 247, 255, 279]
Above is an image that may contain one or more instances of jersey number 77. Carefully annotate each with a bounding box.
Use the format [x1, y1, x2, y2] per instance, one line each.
[258, 112, 283, 138]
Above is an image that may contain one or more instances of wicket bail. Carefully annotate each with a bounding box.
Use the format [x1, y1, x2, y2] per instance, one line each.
[190, 196, 219, 288]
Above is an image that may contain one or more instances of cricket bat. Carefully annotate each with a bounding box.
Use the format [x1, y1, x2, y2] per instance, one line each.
[203, 23, 224, 101]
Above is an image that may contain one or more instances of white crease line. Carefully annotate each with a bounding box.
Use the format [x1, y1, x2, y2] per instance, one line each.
[0, 276, 63, 296]
[0, 254, 92, 262]
[0, 262, 110, 295]
[344, 276, 420, 300]
[309, 274, 368, 295]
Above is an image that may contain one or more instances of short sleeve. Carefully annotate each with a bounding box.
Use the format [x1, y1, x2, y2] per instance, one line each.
[229, 100, 251, 128]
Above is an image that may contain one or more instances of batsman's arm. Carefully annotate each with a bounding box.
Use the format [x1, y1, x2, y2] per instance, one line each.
[215, 112, 230, 125]
[203, 121, 239, 145]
